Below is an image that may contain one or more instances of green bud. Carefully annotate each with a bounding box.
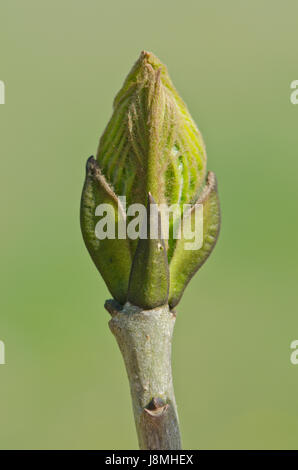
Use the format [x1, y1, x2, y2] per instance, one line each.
[80, 51, 220, 309]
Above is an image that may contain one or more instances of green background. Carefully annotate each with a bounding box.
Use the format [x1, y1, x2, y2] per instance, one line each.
[0, 0, 298, 449]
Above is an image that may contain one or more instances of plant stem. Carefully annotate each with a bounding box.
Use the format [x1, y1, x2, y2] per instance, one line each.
[105, 299, 182, 450]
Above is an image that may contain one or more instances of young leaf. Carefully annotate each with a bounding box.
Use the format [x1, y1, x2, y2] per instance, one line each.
[96, 51, 207, 247]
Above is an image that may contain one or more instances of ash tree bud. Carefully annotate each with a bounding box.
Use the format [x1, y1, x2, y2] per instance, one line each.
[80, 51, 220, 308]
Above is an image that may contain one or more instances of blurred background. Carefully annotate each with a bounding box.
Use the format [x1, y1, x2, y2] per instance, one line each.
[0, 0, 298, 449]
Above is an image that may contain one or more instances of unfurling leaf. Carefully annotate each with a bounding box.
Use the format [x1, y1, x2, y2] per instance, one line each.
[96, 51, 207, 256]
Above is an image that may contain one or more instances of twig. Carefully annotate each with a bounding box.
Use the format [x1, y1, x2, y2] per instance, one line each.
[105, 299, 181, 450]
